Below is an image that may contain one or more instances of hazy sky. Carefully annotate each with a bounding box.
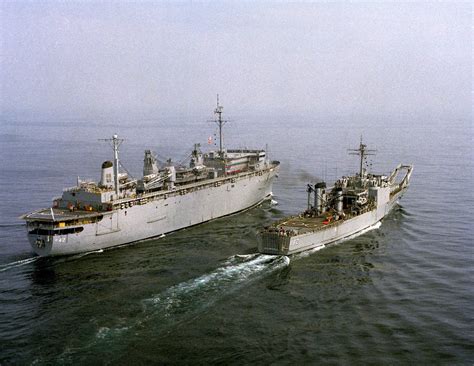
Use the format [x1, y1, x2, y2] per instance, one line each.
[1, 1, 471, 119]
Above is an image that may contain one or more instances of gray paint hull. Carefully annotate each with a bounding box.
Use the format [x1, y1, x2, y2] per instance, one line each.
[29, 167, 278, 256]
[259, 188, 405, 255]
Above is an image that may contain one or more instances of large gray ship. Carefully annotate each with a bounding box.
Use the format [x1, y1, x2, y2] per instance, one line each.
[22, 99, 280, 256]
[259, 140, 413, 255]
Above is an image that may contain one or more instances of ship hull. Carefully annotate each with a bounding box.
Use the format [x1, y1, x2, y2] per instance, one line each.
[259, 188, 406, 256]
[28, 167, 278, 256]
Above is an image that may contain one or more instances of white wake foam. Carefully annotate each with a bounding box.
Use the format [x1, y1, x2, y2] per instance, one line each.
[49, 249, 105, 265]
[223, 253, 261, 265]
[145, 254, 289, 318]
[74, 249, 104, 258]
[0, 257, 38, 272]
[293, 245, 326, 260]
[87, 253, 289, 346]
[0, 223, 25, 227]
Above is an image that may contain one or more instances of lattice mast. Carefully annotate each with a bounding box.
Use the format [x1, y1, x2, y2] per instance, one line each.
[213, 94, 228, 156]
[348, 137, 376, 178]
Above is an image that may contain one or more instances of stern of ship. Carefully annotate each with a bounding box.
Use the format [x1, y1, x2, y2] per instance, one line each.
[258, 230, 290, 255]
[23, 208, 103, 257]
[27, 231, 55, 257]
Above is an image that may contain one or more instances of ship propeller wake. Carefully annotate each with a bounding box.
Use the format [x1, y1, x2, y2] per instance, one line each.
[145, 253, 290, 318]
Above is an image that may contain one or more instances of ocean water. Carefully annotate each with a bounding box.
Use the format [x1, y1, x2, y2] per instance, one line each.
[0, 114, 472, 364]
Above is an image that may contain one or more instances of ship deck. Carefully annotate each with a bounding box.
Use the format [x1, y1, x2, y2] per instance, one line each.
[273, 214, 329, 234]
[266, 202, 378, 237]
[23, 208, 104, 222]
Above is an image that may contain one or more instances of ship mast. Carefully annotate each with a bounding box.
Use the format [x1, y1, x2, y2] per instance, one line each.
[99, 134, 124, 195]
[213, 94, 228, 156]
[348, 137, 376, 178]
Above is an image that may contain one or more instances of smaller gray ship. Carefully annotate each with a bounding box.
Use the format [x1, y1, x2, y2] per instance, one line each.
[259, 140, 413, 255]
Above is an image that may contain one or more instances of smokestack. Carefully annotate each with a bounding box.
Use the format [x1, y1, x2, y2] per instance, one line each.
[335, 188, 343, 214]
[314, 182, 326, 214]
[167, 166, 176, 189]
[100, 161, 114, 189]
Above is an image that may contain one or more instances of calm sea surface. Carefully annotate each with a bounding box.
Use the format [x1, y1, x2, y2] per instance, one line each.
[0, 114, 472, 364]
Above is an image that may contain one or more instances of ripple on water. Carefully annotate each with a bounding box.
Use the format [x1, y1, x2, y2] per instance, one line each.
[27, 253, 292, 364]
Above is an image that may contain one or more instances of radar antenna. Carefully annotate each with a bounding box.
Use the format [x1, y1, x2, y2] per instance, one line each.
[348, 136, 376, 178]
[99, 134, 124, 195]
[211, 94, 229, 156]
